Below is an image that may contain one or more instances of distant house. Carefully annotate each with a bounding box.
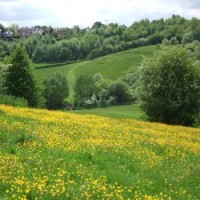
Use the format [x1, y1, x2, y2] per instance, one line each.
[18, 27, 32, 37]
[0, 29, 2, 37]
[43, 26, 53, 35]
[3, 31, 13, 39]
[32, 27, 43, 35]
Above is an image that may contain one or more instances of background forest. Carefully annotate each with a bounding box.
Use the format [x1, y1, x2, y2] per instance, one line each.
[1, 15, 200, 62]
[0, 15, 200, 127]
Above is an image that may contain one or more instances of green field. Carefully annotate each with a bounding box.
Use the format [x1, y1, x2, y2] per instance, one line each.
[33, 45, 158, 102]
[1, 104, 200, 199]
[73, 104, 147, 121]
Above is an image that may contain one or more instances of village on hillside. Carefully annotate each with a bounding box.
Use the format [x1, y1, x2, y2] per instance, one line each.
[0, 26, 53, 39]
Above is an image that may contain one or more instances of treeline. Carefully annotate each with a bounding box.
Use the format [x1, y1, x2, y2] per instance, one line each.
[0, 46, 132, 111]
[1, 15, 200, 62]
[1, 41, 200, 127]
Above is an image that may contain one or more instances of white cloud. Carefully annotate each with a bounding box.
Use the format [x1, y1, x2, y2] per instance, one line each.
[0, 0, 200, 27]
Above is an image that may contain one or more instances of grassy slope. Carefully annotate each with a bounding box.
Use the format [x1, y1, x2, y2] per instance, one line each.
[34, 45, 158, 102]
[74, 104, 147, 121]
[0, 105, 200, 199]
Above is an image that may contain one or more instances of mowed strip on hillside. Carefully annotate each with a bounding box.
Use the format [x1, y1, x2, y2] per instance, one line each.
[33, 45, 157, 101]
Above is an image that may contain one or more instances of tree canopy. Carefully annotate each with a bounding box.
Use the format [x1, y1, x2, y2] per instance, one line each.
[138, 46, 200, 126]
[1, 15, 200, 63]
[5, 46, 38, 107]
[43, 73, 69, 109]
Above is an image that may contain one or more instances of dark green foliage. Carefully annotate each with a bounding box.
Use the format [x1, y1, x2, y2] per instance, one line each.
[0, 94, 28, 107]
[43, 73, 69, 109]
[123, 71, 139, 102]
[0, 40, 17, 60]
[97, 89, 115, 107]
[1, 15, 200, 63]
[92, 21, 104, 29]
[93, 76, 114, 107]
[108, 81, 131, 104]
[148, 33, 164, 45]
[0, 64, 9, 94]
[193, 114, 200, 127]
[5, 46, 38, 107]
[190, 18, 200, 41]
[138, 46, 200, 126]
[187, 41, 200, 60]
[93, 73, 103, 82]
[74, 75, 95, 106]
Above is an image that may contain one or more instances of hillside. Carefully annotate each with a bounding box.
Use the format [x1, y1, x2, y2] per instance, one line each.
[34, 45, 157, 102]
[74, 104, 147, 121]
[0, 105, 200, 199]
[1, 15, 200, 64]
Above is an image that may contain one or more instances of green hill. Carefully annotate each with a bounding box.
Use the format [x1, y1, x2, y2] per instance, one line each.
[34, 45, 158, 102]
[1, 104, 200, 199]
[73, 104, 147, 121]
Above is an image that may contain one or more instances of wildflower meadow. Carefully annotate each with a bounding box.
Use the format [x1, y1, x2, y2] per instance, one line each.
[0, 105, 199, 199]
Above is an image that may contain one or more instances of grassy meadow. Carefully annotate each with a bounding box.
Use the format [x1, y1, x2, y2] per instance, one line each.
[73, 104, 147, 121]
[33, 45, 158, 102]
[0, 104, 200, 199]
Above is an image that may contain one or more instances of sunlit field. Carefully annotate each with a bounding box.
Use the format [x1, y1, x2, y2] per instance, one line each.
[0, 105, 200, 199]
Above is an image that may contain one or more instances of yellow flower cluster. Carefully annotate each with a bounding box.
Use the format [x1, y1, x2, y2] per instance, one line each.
[0, 104, 199, 199]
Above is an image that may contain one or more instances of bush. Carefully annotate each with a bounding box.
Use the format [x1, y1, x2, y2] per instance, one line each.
[193, 114, 200, 127]
[43, 73, 69, 109]
[0, 64, 10, 94]
[83, 94, 98, 109]
[93, 73, 103, 82]
[0, 95, 28, 107]
[74, 75, 95, 107]
[108, 81, 131, 105]
[148, 33, 164, 45]
[123, 71, 139, 102]
[138, 46, 200, 126]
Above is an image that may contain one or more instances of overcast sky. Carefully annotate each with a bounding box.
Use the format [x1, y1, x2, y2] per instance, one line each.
[0, 0, 200, 28]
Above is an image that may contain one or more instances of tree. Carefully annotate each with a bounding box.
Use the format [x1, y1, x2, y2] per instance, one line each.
[148, 33, 164, 45]
[8, 23, 19, 37]
[0, 23, 6, 33]
[5, 46, 38, 107]
[190, 17, 200, 41]
[74, 75, 95, 106]
[93, 73, 103, 82]
[32, 46, 45, 63]
[138, 46, 200, 126]
[0, 64, 9, 94]
[43, 73, 69, 109]
[108, 81, 131, 104]
[92, 21, 103, 29]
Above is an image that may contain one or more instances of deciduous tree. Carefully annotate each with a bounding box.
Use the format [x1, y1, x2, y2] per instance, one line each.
[138, 46, 200, 125]
[43, 73, 69, 109]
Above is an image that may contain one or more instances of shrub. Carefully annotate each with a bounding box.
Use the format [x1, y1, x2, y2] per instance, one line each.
[43, 73, 69, 109]
[148, 33, 164, 45]
[108, 81, 131, 105]
[97, 89, 115, 107]
[74, 75, 95, 107]
[0, 95, 28, 107]
[83, 94, 98, 109]
[123, 71, 139, 102]
[0, 64, 10, 94]
[193, 114, 200, 128]
[93, 73, 103, 82]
